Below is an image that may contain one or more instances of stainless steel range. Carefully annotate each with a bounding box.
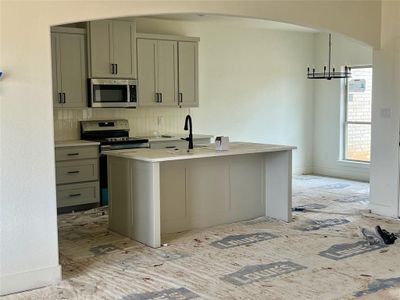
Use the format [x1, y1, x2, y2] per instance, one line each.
[80, 119, 149, 205]
[81, 119, 149, 151]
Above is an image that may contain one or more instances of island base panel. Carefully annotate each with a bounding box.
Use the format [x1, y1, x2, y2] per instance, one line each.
[108, 149, 293, 248]
[160, 155, 265, 234]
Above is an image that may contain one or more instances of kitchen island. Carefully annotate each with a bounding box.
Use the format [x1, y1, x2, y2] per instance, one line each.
[106, 142, 296, 248]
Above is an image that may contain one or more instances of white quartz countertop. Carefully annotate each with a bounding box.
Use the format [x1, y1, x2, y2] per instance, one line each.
[105, 142, 296, 162]
[140, 134, 213, 143]
[55, 140, 100, 148]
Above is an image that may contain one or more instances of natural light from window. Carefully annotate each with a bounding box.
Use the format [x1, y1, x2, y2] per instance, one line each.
[343, 66, 372, 162]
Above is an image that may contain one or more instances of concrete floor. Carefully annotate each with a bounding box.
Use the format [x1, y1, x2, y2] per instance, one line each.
[4, 175, 400, 299]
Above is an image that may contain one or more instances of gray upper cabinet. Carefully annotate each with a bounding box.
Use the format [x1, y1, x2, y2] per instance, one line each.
[137, 38, 178, 106]
[137, 34, 199, 108]
[178, 41, 199, 107]
[51, 27, 87, 108]
[157, 40, 178, 106]
[87, 20, 111, 78]
[136, 39, 157, 106]
[88, 20, 136, 79]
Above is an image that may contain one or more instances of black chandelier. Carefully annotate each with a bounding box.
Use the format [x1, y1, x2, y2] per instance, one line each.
[307, 34, 351, 80]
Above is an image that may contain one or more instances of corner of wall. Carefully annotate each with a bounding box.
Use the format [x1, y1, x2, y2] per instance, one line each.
[0, 264, 61, 296]
[310, 32, 319, 174]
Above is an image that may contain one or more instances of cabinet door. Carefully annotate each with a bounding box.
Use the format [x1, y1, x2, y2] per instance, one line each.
[112, 20, 136, 78]
[51, 34, 63, 108]
[57, 181, 99, 208]
[178, 41, 199, 107]
[58, 33, 87, 108]
[157, 40, 178, 106]
[137, 39, 158, 106]
[88, 20, 113, 78]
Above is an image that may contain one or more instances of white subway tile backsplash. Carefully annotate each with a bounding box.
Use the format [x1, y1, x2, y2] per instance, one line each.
[53, 107, 190, 141]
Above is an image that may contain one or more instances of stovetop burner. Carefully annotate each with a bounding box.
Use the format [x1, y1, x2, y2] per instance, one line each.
[99, 137, 149, 145]
[80, 119, 149, 148]
[104, 136, 130, 142]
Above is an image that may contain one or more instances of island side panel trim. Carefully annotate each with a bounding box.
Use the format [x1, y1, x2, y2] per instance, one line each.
[108, 156, 131, 237]
[264, 150, 292, 222]
[129, 160, 161, 248]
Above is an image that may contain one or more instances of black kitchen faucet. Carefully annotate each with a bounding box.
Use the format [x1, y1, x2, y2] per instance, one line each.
[183, 114, 193, 151]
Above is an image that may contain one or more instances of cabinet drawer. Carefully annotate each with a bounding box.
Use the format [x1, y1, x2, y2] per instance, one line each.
[56, 159, 98, 184]
[55, 146, 98, 161]
[57, 181, 99, 208]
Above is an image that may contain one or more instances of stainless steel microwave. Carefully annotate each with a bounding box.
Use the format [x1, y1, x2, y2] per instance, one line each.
[89, 79, 137, 108]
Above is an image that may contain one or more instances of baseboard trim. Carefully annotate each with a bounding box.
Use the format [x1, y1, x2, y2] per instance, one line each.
[312, 164, 369, 182]
[369, 203, 399, 219]
[293, 165, 313, 175]
[0, 264, 61, 296]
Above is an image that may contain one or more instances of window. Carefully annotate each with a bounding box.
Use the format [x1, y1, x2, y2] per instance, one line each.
[343, 66, 372, 162]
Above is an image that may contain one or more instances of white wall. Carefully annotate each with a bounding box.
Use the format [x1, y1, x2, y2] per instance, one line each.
[136, 17, 315, 174]
[0, 0, 383, 295]
[313, 33, 373, 181]
[369, 1, 400, 218]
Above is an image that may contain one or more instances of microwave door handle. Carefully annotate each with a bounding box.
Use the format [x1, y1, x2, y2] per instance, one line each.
[127, 84, 130, 105]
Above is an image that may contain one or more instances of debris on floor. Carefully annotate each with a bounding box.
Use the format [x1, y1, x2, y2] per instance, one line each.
[7, 175, 400, 300]
[376, 225, 397, 245]
[361, 225, 397, 245]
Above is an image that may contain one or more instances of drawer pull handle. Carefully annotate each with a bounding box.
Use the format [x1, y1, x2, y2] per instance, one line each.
[69, 193, 81, 197]
[67, 153, 79, 156]
[165, 146, 176, 149]
[67, 170, 80, 174]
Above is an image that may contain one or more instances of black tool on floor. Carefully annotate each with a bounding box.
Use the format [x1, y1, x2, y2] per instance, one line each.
[292, 207, 307, 212]
[375, 226, 397, 245]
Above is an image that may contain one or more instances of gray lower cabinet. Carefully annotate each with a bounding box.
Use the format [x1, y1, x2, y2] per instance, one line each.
[56, 182, 99, 208]
[51, 27, 87, 108]
[55, 144, 99, 209]
[56, 159, 98, 185]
